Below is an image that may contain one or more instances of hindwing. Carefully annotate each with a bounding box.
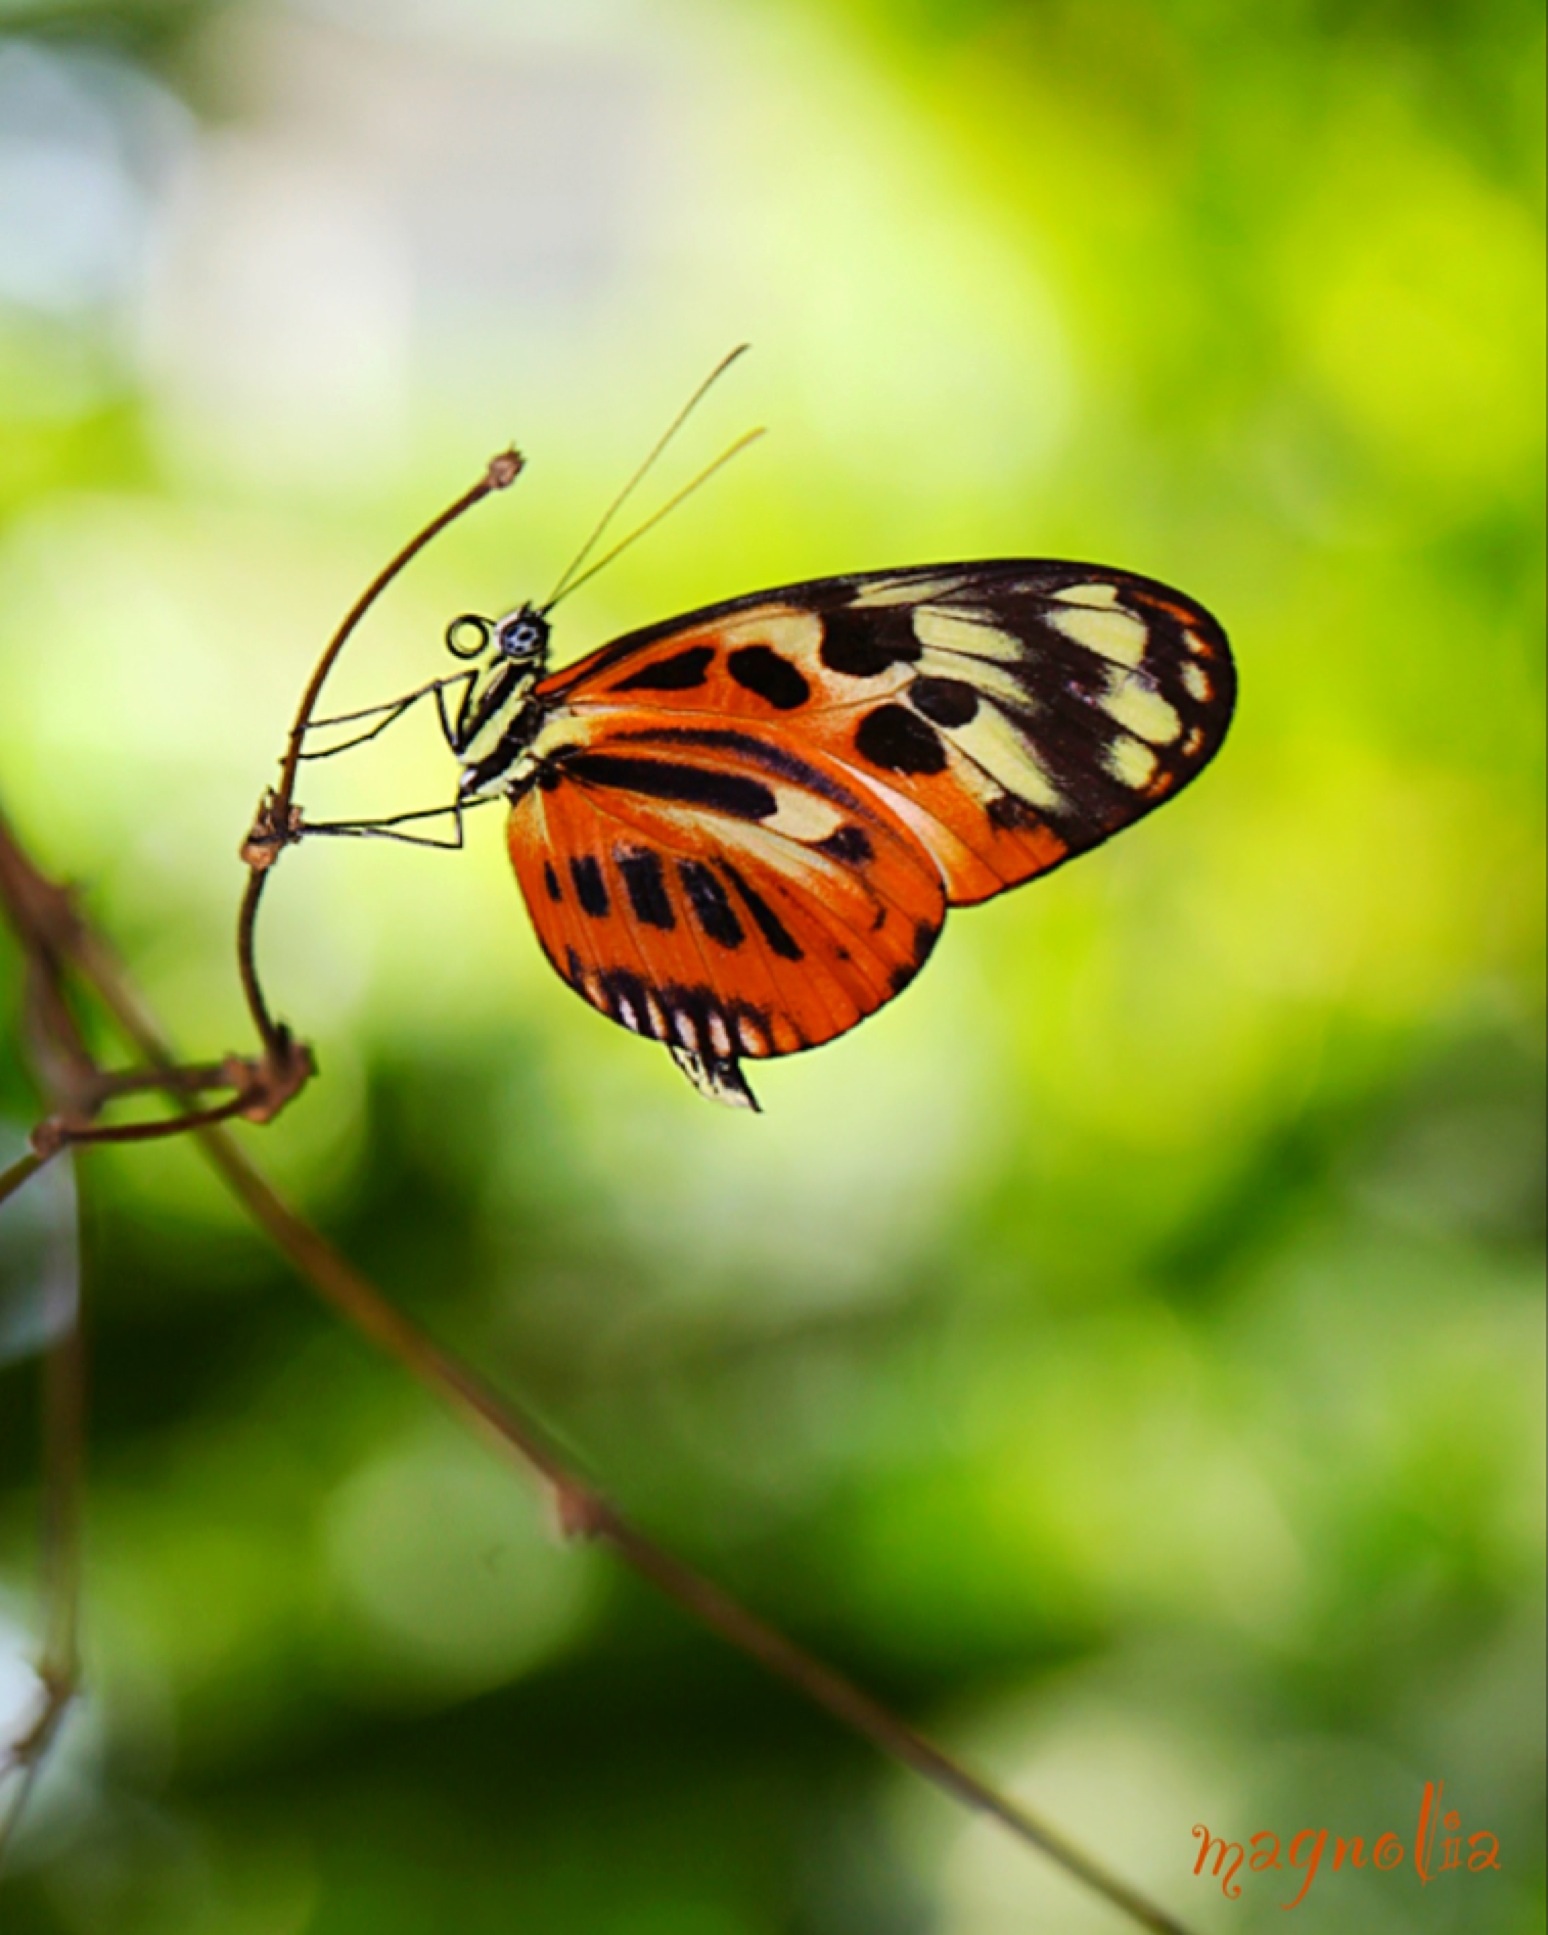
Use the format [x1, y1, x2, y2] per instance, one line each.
[508, 728, 945, 1108]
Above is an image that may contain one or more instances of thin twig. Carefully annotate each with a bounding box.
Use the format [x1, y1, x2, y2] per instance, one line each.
[31, 1090, 260, 1154]
[0, 1149, 47, 1211]
[88, 1061, 241, 1101]
[0, 805, 1195, 1935]
[236, 451, 524, 1060]
[0, 951, 87, 1866]
[0, 821, 285, 1164]
[38, 1171, 84, 1719]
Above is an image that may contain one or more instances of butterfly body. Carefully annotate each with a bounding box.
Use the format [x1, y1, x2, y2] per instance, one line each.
[453, 563, 1234, 1109]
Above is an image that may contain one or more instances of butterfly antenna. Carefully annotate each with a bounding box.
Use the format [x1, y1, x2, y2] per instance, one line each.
[542, 344, 752, 610]
[542, 427, 766, 612]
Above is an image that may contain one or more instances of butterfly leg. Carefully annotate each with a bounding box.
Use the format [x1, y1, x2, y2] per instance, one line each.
[432, 680, 466, 753]
[667, 1043, 760, 1111]
[300, 672, 476, 762]
[297, 794, 502, 850]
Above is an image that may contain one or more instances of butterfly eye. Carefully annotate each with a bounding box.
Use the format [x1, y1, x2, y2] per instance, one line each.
[497, 609, 550, 661]
[445, 613, 494, 660]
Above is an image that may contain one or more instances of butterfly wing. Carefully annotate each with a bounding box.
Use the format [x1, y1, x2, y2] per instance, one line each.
[508, 728, 946, 1108]
[514, 560, 1233, 1104]
[534, 561, 1235, 907]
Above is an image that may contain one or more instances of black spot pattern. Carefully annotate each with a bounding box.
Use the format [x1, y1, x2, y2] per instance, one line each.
[543, 861, 563, 902]
[723, 863, 804, 960]
[566, 964, 779, 1065]
[570, 854, 609, 917]
[910, 675, 979, 726]
[817, 824, 873, 865]
[564, 751, 777, 822]
[526, 568, 1233, 1095]
[582, 965, 657, 1035]
[727, 645, 810, 710]
[819, 604, 921, 678]
[678, 860, 744, 949]
[855, 705, 948, 776]
[617, 847, 675, 929]
[611, 646, 715, 691]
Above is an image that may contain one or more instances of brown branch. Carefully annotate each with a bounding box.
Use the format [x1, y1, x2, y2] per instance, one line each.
[88, 1060, 248, 1101]
[0, 1149, 47, 1211]
[0, 802, 1195, 1935]
[0, 825, 302, 1169]
[130, 1142, 1195, 1934]
[0, 905, 87, 1866]
[30, 1090, 260, 1152]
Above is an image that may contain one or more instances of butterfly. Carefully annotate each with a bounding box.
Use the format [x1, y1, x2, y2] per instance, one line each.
[442, 559, 1234, 1109]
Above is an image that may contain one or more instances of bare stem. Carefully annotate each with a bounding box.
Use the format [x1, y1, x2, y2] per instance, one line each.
[39, 1175, 84, 1712]
[0, 1149, 48, 1210]
[186, 1128, 1193, 1932]
[0, 942, 87, 1867]
[32, 1091, 260, 1152]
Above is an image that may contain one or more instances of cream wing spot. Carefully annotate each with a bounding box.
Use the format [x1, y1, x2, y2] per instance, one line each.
[728, 821, 842, 894]
[707, 1011, 733, 1058]
[915, 647, 1031, 713]
[913, 607, 1023, 662]
[1051, 581, 1123, 608]
[942, 702, 1065, 814]
[1101, 674, 1182, 745]
[718, 607, 823, 659]
[1106, 737, 1158, 789]
[1049, 602, 1149, 668]
[762, 788, 844, 845]
[1181, 660, 1213, 702]
[850, 575, 968, 608]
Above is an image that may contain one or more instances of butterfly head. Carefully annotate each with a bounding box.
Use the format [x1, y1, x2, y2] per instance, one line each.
[445, 603, 551, 674]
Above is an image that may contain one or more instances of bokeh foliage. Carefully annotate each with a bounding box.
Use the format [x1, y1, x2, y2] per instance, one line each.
[0, 1, 1542, 1931]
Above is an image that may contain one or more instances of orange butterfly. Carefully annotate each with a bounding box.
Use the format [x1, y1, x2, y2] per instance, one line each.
[439, 560, 1234, 1108]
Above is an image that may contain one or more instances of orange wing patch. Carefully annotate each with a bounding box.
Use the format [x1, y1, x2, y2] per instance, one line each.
[508, 728, 945, 1108]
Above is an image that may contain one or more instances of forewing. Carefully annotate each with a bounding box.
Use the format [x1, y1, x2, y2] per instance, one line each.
[537, 561, 1234, 905]
[508, 729, 946, 1091]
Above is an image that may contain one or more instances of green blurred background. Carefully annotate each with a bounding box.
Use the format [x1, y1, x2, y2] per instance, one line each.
[0, 0, 1542, 1930]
